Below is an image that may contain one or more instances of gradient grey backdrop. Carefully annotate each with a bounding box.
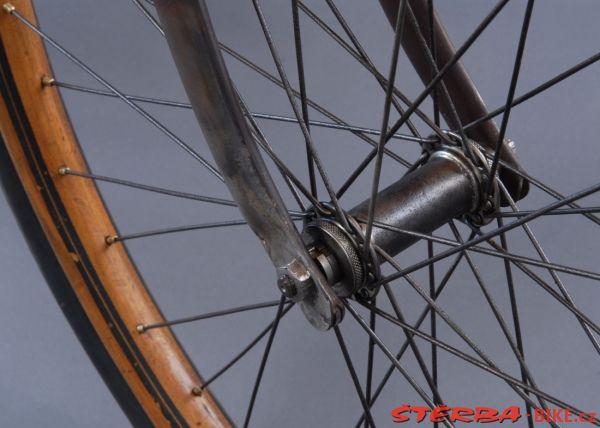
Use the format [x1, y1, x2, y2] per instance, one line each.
[1, 1, 599, 427]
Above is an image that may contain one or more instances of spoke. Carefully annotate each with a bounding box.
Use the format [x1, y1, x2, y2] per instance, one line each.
[497, 217, 535, 428]
[130, 0, 164, 36]
[237, 91, 308, 211]
[251, 0, 350, 230]
[427, 241, 439, 410]
[137, 300, 282, 332]
[60, 166, 307, 218]
[123, 0, 416, 171]
[464, 50, 600, 132]
[449, 222, 552, 414]
[333, 325, 377, 428]
[52, 81, 191, 108]
[427, 0, 441, 127]
[375, 245, 565, 418]
[363, 0, 408, 260]
[199, 302, 294, 392]
[243, 295, 286, 428]
[357, 218, 600, 282]
[471, 227, 600, 337]
[52, 80, 429, 143]
[371, 181, 600, 286]
[497, 181, 600, 355]
[252, 112, 430, 143]
[426, 3, 440, 417]
[496, 206, 600, 217]
[364, 299, 376, 428]
[219, 43, 414, 173]
[345, 302, 454, 428]
[291, 0, 317, 198]
[6, 8, 223, 182]
[104, 220, 252, 244]
[382, 284, 445, 405]
[59, 167, 236, 206]
[486, 0, 535, 194]
[355, 241, 466, 427]
[403, 3, 476, 161]
[356, 245, 468, 428]
[369, 304, 600, 426]
[343, 0, 510, 195]
[491, 156, 600, 226]
[322, 0, 421, 139]
[302, 1, 450, 143]
[385, 0, 510, 142]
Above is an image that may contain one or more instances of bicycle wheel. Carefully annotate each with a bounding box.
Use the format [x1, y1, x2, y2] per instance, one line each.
[1, 0, 599, 426]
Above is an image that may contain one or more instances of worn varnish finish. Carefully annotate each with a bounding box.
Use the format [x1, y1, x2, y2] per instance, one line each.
[0, 1, 230, 426]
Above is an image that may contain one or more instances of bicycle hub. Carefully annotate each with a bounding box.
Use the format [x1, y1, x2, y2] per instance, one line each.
[302, 144, 488, 299]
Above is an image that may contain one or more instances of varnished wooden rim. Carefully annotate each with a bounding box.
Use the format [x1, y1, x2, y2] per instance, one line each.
[0, 2, 231, 426]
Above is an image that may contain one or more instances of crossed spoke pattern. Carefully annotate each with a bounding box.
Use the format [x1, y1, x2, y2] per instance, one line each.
[6, 0, 600, 426]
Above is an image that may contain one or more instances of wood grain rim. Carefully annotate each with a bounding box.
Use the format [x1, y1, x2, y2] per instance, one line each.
[0, 2, 231, 426]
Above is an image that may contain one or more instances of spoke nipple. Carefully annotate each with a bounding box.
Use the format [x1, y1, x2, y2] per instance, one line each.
[136, 324, 145, 334]
[3, 3, 15, 14]
[58, 166, 70, 176]
[105, 235, 119, 245]
[191, 386, 203, 396]
[41, 76, 56, 87]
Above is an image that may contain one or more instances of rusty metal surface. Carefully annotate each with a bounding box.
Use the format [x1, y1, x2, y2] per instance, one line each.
[379, 0, 529, 202]
[154, 0, 342, 329]
[351, 147, 481, 258]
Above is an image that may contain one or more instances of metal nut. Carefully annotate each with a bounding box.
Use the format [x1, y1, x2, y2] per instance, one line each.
[277, 275, 297, 298]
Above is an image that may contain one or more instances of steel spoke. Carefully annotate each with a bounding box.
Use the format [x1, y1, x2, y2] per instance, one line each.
[130, 0, 164, 36]
[334, 325, 377, 428]
[464, 51, 600, 132]
[357, 218, 600, 282]
[364, 299, 376, 428]
[219, 43, 414, 174]
[59, 167, 236, 206]
[368, 304, 600, 427]
[322, 0, 421, 139]
[427, 241, 439, 410]
[199, 302, 294, 392]
[497, 217, 535, 428]
[427, 4, 441, 419]
[291, 0, 317, 198]
[237, 92, 309, 211]
[371, 181, 600, 286]
[403, 3, 476, 161]
[243, 295, 286, 428]
[51, 81, 429, 143]
[105, 220, 249, 244]
[363, 0, 408, 260]
[342, 0, 510, 196]
[355, 247, 467, 427]
[302, 1, 449, 143]
[7, 9, 223, 182]
[137, 300, 282, 332]
[449, 222, 552, 415]
[496, 206, 600, 217]
[471, 228, 600, 337]
[344, 302, 455, 428]
[251, 0, 350, 230]
[486, 0, 535, 194]
[497, 181, 600, 354]
[375, 245, 568, 418]
[382, 284, 445, 405]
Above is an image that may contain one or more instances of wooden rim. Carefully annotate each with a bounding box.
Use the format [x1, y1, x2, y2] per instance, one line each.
[0, 1, 231, 426]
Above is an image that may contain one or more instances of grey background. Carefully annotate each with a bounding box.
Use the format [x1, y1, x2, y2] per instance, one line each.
[1, 1, 599, 426]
